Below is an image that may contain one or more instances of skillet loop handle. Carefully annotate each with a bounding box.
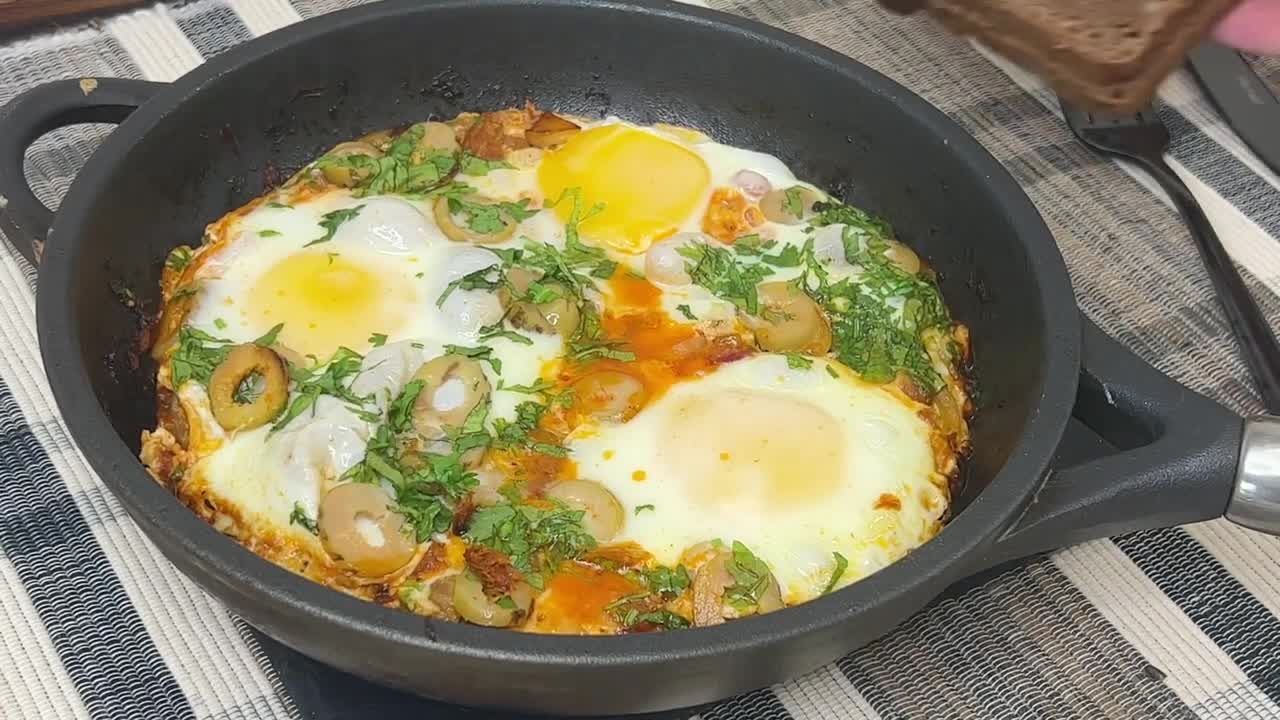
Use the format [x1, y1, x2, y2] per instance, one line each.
[975, 316, 1245, 571]
[0, 78, 162, 266]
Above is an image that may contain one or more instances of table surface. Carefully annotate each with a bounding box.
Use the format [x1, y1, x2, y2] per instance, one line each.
[0, 1, 1278, 719]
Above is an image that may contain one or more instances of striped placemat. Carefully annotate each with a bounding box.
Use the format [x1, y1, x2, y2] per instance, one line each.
[0, 1, 1278, 718]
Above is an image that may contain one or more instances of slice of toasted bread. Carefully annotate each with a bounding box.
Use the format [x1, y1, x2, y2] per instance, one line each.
[886, 0, 1242, 112]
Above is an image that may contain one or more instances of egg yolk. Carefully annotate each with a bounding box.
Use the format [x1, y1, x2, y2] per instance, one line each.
[537, 125, 710, 254]
[246, 251, 413, 359]
[662, 389, 845, 508]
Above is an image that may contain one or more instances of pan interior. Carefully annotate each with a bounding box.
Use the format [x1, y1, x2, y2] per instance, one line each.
[67, 2, 1050, 548]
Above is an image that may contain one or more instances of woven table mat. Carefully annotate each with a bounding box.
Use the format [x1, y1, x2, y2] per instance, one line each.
[0, 1, 1278, 718]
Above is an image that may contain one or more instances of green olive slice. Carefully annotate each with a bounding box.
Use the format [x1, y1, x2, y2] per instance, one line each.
[760, 186, 822, 225]
[746, 282, 832, 355]
[410, 355, 492, 441]
[545, 480, 624, 543]
[499, 267, 582, 339]
[453, 571, 534, 627]
[318, 482, 417, 579]
[433, 195, 517, 245]
[571, 370, 647, 422]
[207, 344, 288, 431]
[320, 141, 383, 187]
[409, 121, 460, 161]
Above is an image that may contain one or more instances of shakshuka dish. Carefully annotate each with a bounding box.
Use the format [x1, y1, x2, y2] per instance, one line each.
[141, 106, 973, 634]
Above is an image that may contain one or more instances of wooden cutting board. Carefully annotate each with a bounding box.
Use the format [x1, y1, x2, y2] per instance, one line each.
[0, 0, 144, 30]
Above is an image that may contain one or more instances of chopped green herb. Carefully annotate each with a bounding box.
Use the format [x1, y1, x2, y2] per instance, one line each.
[233, 371, 265, 405]
[165, 246, 194, 273]
[675, 304, 696, 321]
[265, 201, 291, 209]
[477, 322, 533, 346]
[213, 318, 227, 330]
[634, 504, 655, 515]
[258, 229, 282, 237]
[782, 186, 806, 219]
[732, 234, 776, 256]
[490, 401, 566, 457]
[305, 205, 364, 247]
[288, 503, 318, 535]
[398, 580, 424, 611]
[327, 252, 339, 265]
[415, 271, 425, 278]
[568, 303, 635, 364]
[785, 353, 813, 370]
[446, 196, 536, 235]
[761, 244, 803, 267]
[254, 323, 285, 347]
[169, 323, 282, 388]
[270, 346, 370, 434]
[459, 153, 514, 176]
[368, 332, 388, 347]
[724, 541, 772, 611]
[825, 364, 840, 379]
[465, 500, 596, 588]
[678, 242, 774, 315]
[495, 595, 518, 610]
[443, 344, 501, 374]
[822, 552, 849, 594]
[645, 565, 691, 596]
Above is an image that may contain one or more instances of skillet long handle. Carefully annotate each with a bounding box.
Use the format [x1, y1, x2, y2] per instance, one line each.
[967, 316, 1246, 574]
[1138, 155, 1280, 413]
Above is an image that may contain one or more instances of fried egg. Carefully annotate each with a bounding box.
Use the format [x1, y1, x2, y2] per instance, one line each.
[570, 354, 947, 603]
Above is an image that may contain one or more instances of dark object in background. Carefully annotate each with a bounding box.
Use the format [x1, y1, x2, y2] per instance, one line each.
[0, 0, 143, 32]
[1188, 43, 1280, 179]
[1060, 97, 1280, 413]
[0, 1, 1272, 715]
[885, 0, 1243, 113]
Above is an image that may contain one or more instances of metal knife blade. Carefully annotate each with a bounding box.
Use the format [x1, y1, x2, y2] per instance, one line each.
[1188, 43, 1280, 178]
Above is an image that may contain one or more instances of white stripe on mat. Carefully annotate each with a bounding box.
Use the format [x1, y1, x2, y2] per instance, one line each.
[0, 8, 295, 719]
[775, 665, 883, 720]
[227, 0, 302, 36]
[0, 556, 90, 720]
[1053, 540, 1280, 720]
[973, 44, 1280, 295]
[106, 5, 203, 82]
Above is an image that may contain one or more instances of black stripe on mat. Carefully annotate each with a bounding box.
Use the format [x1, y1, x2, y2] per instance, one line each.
[0, 381, 195, 720]
[1115, 528, 1280, 703]
[838, 558, 1197, 720]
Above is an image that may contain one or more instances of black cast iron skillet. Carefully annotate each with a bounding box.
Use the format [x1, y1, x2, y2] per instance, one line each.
[1, 1, 1277, 715]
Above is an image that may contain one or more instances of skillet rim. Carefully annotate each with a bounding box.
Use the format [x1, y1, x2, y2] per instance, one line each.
[36, 0, 1080, 671]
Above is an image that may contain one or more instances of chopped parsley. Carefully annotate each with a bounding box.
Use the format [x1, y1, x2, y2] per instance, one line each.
[318, 123, 459, 197]
[782, 186, 806, 219]
[678, 242, 774, 315]
[445, 192, 537, 235]
[675, 304, 696, 321]
[368, 332, 388, 347]
[165, 246, 194, 273]
[609, 605, 691, 631]
[477, 321, 533, 346]
[213, 318, 227, 331]
[270, 346, 372, 434]
[342, 381, 485, 541]
[304, 205, 364, 247]
[825, 364, 840, 379]
[459, 153, 513, 176]
[822, 552, 849, 594]
[443, 344, 501, 374]
[288, 503, 319, 535]
[724, 541, 772, 611]
[634, 504, 655, 515]
[798, 204, 952, 393]
[398, 580, 424, 611]
[644, 564, 691, 596]
[465, 500, 597, 589]
[265, 201, 291, 209]
[490, 401, 567, 457]
[784, 353, 813, 370]
[568, 303, 635, 364]
[169, 323, 282, 388]
[258, 229, 282, 237]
